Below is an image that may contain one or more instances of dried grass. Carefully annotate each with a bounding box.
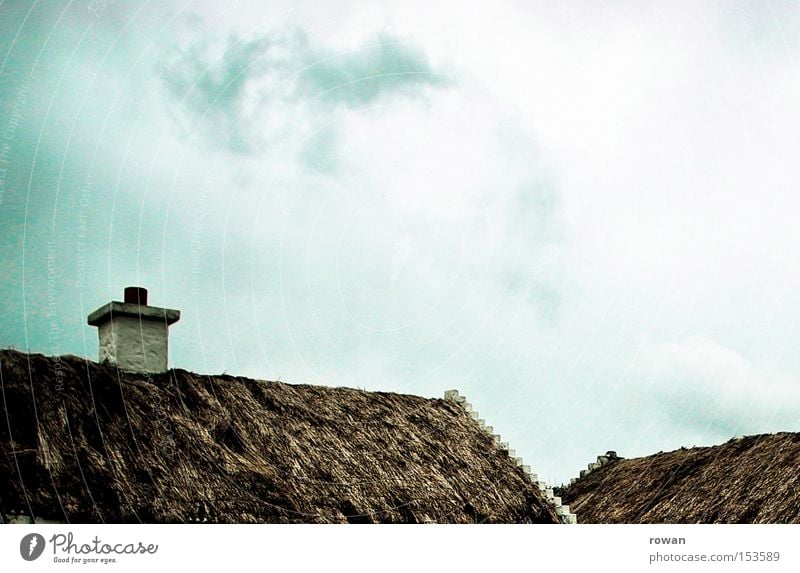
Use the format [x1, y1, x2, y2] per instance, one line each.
[562, 434, 800, 523]
[0, 349, 558, 524]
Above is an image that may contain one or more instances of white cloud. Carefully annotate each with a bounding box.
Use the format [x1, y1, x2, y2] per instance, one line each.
[636, 335, 800, 439]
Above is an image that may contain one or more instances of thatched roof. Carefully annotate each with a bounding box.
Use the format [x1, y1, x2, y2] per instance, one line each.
[562, 433, 800, 523]
[0, 349, 558, 524]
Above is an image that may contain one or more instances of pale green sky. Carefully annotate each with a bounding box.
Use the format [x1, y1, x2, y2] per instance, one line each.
[2, 0, 800, 482]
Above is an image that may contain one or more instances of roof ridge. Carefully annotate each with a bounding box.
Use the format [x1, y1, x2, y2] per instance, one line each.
[443, 389, 577, 524]
[567, 450, 624, 488]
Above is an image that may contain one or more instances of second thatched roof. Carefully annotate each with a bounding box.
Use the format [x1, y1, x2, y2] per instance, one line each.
[562, 433, 800, 523]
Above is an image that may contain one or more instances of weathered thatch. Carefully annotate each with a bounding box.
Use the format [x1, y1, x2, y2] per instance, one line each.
[562, 433, 800, 523]
[0, 349, 558, 524]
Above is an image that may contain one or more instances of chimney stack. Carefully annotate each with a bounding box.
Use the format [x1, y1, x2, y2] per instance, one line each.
[87, 287, 180, 373]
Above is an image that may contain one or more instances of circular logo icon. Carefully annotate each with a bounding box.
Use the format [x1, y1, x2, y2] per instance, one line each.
[20, 533, 46, 561]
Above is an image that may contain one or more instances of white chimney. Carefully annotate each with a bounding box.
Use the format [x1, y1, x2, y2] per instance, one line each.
[87, 287, 180, 373]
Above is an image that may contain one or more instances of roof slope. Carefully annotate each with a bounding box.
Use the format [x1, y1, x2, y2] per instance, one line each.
[562, 433, 800, 523]
[0, 349, 558, 524]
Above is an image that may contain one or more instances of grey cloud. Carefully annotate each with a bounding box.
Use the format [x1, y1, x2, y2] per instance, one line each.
[158, 25, 446, 154]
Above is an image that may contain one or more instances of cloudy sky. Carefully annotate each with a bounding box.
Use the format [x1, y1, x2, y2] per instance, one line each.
[2, 0, 800, 482]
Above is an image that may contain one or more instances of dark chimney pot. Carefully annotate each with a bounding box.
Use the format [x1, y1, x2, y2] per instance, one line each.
[124, 286, 148, 306]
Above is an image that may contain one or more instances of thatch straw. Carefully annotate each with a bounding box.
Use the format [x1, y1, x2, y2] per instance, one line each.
[562, 434, 800, 523]
[0, 349, 558, 524]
